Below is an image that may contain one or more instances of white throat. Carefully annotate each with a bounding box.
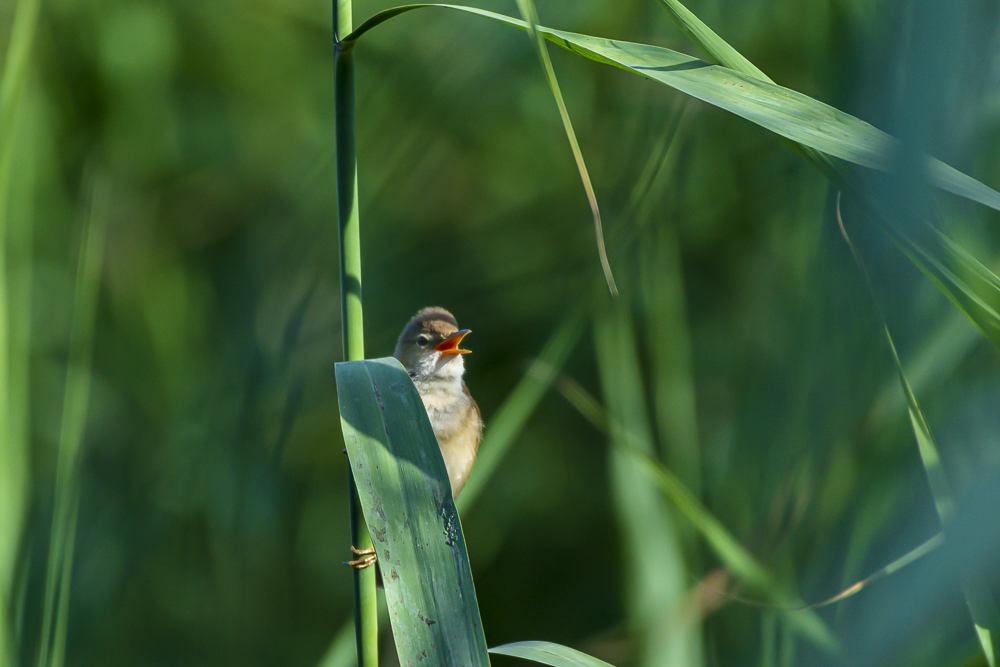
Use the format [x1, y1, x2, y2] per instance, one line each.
[412, 352, 465, 387]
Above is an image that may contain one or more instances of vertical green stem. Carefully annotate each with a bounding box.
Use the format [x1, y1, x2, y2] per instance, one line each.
[333, 2, 377, 667]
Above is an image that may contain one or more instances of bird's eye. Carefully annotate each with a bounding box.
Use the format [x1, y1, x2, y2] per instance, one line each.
[416, 334, 430, 347]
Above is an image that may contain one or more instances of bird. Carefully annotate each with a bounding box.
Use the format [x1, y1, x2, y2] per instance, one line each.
[392, 306, 482, 499]
[346, 306, 482, 571]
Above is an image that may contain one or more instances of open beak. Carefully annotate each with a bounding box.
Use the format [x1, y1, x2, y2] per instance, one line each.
[435, 329, 472, 356]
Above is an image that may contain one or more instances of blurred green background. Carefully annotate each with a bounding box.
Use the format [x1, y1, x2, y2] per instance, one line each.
[3, 0, 1000, 665]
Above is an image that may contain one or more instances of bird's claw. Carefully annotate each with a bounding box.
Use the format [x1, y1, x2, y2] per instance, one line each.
[345, 546, 377, 570]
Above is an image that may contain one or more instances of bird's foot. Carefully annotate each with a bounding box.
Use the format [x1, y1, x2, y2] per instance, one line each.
[345, 546, 377, 570]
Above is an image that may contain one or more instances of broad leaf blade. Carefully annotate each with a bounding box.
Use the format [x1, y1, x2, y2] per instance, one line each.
[336, 358, 490, 667]
[490, 641, 613, 667]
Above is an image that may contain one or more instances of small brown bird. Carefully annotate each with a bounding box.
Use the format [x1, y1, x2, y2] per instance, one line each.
[346, 307, 482, 571]
[393, 307, 483, 499]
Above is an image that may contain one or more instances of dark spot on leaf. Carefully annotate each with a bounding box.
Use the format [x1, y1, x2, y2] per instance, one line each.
[439, 502, 459, 548]
[390, 568, 399, 581]
[372, 497, 386, 522]
[417, 611, 436, 627]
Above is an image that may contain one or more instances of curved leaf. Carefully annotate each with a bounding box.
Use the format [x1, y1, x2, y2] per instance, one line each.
[490, 641, 614, 667]
[344, 4, 1000, 354]
[652, 0, 1000, 358]
[343, 4, 1000, 213]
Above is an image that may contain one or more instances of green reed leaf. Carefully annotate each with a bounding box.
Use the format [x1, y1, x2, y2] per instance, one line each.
[0, 0, 41, 154]
[336, 358, 490, 667]
[38, 172, 109, 667]
[511, 0, 616, 295]
[343, 5, 1000, 213]
[491, 641, 614, 667]
[459, 306, 584, 512]
[0, 71, 36, 667]
[554, 372, 837, 652]
[652, 0, 1000, 357]
[837, 197, 1000, 667]
[593, 301, 702, 667]
[343, 4, 1000, 356]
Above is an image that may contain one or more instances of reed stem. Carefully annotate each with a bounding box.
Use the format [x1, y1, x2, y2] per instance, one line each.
[333, 2, 377, 667]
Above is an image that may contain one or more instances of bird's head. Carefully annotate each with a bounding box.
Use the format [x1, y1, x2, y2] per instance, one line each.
[393, 307, 471, 381]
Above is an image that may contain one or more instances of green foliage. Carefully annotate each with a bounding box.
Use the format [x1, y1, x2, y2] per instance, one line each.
[458, 307, 585, 512]
[0, 0, 40, 663]
[4, 0, 1000, 666]
[555, 367, 834, 651]
[838, 201, 1000, 665]
[593, 300, 703, 666]
[346, 5, 1000, 214]
[37, 174, 108, 667]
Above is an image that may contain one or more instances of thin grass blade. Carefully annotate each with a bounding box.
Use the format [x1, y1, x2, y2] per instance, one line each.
[653, 0, 768, 80]
[837, 198, 1000, 667]
[512, 0, 616, 294]
[592, 301, 701, 667]
[0, 0, 42, 152]
[866, 309, 981, 432]
[458, 306, 584, 512]
[553, 373, 837, 651]
[336, 358, 490, 667]
[37, 172, 109, 667]
[640, 210, 700, 498]
[882, 224, 1000, 350]
[0, 67, 37, 667]
[490, 641, 614, 667]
